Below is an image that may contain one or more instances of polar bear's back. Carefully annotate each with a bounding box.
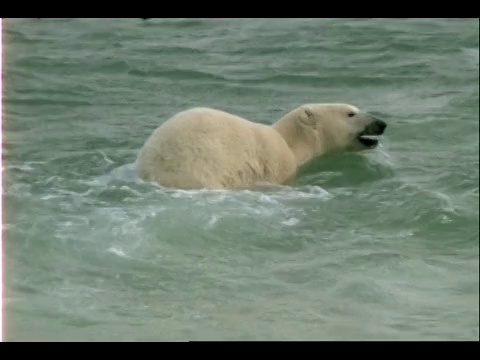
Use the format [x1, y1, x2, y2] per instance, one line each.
[135, 107, 296, 189]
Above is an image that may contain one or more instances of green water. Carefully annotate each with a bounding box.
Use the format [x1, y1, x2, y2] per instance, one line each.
[3, 18, 479, 341]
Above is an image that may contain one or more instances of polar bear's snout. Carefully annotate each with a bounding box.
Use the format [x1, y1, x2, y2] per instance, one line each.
[355, 113, 387, 149]
[364, 114, 387, 135]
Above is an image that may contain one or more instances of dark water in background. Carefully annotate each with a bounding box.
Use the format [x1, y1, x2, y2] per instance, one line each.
[2, 18, 479, 341]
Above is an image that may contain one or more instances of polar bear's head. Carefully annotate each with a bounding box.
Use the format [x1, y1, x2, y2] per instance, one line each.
[297, 103, 387, 153]
[273, 103, 387, 165]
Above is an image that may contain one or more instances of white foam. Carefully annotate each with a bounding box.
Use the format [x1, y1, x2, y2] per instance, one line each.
[259, 194, 279, 204]
[6, 164, 34, 172]
[107, 246, 128, 257]
[98, 150, 114, 165]
[281, 218, 300, 226]
[208, 215, 220, 226]
[41, 194, 61, 200]
[429, 190, 456, 213]
[88, 163, 142, 186]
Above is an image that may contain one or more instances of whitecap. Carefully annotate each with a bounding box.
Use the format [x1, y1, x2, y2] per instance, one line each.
[281, 218, 300, 226]
[97, 150, 114, 165]
[107, 246, 128, 257]
[207, 215, 221, 227]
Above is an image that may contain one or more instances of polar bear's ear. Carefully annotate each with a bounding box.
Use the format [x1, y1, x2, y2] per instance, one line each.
[298, 106, 317, 129]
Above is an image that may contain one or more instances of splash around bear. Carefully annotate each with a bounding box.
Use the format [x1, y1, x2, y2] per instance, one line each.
[135, 104, 387, 189]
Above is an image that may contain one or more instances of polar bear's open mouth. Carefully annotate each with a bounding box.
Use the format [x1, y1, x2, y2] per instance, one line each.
[358, 134, 380, 148]
[357, 118, 387, 148]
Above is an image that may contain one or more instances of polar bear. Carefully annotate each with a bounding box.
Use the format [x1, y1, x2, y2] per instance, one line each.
[135, 103, 387, 189]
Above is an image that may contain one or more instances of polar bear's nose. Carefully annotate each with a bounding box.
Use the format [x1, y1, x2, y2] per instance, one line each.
[365, 113, 387, 134]
[361, 116, 387, 136]
[375, 119, 387, 133]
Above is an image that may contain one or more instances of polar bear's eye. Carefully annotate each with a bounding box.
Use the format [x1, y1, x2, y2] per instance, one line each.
[347, 112, 356, 118]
